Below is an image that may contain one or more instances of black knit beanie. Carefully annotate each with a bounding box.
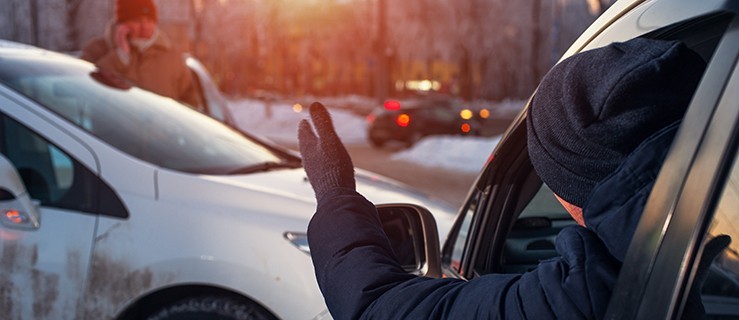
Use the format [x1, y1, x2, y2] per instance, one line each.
[526, 38, 706, 207]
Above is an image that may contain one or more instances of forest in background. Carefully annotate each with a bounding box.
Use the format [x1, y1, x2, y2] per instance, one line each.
[0, 0, 612, 101]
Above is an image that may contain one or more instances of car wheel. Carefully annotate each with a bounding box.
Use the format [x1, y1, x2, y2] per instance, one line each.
[147, 295, 276, 320]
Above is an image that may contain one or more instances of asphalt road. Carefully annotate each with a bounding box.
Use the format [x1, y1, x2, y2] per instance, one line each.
[279, 141, 479, 208]
[278, 118, 513, 209]
[341, 118, 513, 208]
[345, 144, 479, 208]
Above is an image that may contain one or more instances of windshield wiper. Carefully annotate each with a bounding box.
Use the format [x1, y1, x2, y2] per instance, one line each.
[228, 160, 302, 175]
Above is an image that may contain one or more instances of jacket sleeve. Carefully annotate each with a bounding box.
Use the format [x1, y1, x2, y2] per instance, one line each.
[80, 39, 128, 74]
[80, 39, 107, 63]
[176, 62, 198, 108]
[308, 189, 619, 320]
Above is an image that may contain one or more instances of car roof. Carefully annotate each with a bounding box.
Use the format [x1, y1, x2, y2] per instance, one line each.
[0, 39, 40, 50]
[0, 40, 84, 64]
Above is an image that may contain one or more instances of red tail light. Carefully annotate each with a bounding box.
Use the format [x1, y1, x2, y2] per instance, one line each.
[384, 100, 401, 110]
[461, 123, 471, 133]
[396, 114, 410, 127]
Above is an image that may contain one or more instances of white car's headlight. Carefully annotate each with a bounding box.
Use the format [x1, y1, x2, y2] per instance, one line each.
[284, 232, 310, 255]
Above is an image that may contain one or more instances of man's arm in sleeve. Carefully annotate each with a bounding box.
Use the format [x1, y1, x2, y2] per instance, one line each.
[308, 190, 530, 319]
[80, 38, 129, 74]
[309, 190, 619, 319]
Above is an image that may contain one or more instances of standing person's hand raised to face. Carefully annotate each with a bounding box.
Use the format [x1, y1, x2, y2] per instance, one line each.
[114, 23, 132, 54]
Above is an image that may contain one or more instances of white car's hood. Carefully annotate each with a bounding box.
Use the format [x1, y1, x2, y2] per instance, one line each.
[156, 166, 458, 237]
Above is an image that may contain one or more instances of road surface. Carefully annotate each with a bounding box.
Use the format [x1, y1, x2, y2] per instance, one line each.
[279, 141, 478, 208]
[345, 144, 479, 208]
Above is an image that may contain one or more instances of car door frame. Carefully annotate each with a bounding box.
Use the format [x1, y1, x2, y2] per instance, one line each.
[0, 90, 102, 319]
[439, 112, 530, 278]
[606, 14, 739, 319]
[440, 0, 739, 306]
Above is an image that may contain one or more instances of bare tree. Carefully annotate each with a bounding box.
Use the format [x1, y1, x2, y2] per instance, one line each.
[0, 0, 32, 45]
[63, 0, 84, 51]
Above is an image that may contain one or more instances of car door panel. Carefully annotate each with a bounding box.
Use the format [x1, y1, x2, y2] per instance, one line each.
[0, 207, 97, 319]
[631, 32, 739, 320]
[0, 99, 98, 319]
[606, 12, 739, 320]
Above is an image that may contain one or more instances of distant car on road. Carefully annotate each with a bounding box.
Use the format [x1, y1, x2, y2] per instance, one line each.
[367, 98, 484, 148]
[0, 40, 457, 320]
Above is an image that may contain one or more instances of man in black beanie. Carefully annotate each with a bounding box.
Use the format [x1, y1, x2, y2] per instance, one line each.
[297, 37, 726, 319]
[527, 38, 704, 230]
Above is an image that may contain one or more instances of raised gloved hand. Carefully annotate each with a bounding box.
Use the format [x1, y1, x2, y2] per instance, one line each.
[298, 102, 356, 201]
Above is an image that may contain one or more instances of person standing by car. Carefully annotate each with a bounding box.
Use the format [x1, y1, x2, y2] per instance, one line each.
[81, 0, 197, 107]
[297, 38, 728, 319]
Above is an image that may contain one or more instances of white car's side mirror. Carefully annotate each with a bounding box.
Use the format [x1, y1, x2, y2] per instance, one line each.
[0, 154, 40, 230]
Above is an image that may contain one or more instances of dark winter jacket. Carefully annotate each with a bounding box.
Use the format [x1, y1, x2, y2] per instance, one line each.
[80, 21, 197, 107]
[307, 121, 682, 319]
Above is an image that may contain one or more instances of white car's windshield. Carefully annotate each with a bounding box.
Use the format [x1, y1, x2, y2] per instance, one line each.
[0, 49, 294, 174]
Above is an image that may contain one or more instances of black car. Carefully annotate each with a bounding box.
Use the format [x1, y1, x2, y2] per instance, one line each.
[379, 0, 739, 318]
[366, 98, 474, 148]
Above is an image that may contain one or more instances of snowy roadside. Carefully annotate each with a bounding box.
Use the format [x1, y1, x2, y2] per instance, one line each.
[228, 97, 524, 174]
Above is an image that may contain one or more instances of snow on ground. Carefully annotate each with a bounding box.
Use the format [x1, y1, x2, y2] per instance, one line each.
[391, 135, 502, 174]
[229, 97, 525, 174]
[229, 98, 369, 144]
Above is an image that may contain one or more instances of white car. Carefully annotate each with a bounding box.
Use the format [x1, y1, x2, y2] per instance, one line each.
[0, 42, 456, 319]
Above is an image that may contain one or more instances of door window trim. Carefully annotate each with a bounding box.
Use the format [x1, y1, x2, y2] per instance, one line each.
[606, 14, 739, 319]
[635, 26, 739, 320]
[0, 111, 129, 219]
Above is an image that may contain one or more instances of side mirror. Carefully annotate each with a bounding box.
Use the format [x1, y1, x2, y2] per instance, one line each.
[0, 155, 40, 230]
[376, 203, 442, 278]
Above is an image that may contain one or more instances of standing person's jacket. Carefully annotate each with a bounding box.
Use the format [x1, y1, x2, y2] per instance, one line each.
[81, 21, 197, 107]
[307, 122, 680, 319]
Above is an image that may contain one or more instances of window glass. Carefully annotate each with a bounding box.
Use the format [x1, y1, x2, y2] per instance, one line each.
[2, 117, 74, 204]
[702, 151, 739, 311]
[500, 183, 574, 273]
[446, 189, 482, 275]
[0, 53, 287, 175]
[518, 183, 570, 219]
[48, 145, 73, 193]
[2, 116, 84, 208]
[1, 115, 126, 217]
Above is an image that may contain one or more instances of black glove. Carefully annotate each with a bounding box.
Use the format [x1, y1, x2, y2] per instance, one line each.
[681, 234, 731, 319]
[298, 102, 356, 201]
